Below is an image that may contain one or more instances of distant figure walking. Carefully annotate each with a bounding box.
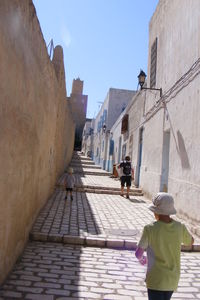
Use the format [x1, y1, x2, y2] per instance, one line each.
[135, 192, 194, 300]
[118, 155, 134, 199]
[64, 167, 75, 201]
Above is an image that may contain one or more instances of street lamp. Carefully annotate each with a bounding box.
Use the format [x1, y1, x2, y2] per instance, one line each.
[138, 70, 162, 97]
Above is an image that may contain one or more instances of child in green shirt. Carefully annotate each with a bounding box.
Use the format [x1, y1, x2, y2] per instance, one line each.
[135, 192, 194, 300]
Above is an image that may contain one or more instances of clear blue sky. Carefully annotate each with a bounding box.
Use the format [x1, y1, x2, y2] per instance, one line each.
[33, 0, 159, 118]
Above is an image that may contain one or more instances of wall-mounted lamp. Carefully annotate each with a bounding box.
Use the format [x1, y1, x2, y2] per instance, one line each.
[138, 70, 162, 97]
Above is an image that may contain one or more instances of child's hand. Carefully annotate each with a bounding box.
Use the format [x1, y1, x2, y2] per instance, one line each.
[135, 247, 147, 265]
[139, 255, 147, 265]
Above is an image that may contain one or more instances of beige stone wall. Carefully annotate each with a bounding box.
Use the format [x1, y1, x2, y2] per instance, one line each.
[0, 0, 75, 283]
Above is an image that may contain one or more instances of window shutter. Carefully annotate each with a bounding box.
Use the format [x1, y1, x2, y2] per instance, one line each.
[150, 37, 157, 88]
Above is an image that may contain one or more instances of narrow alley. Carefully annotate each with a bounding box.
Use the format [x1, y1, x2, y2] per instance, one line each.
[1, 152, 200, 300]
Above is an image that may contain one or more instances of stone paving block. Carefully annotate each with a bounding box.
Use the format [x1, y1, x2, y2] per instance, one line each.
[26, 294, 54, 300]
[192, 244, 200, 251]
[30, 232, 48, 242]
[45, 289, 70, 296]
[16, 286, 44, 293]
[72, 291, 100, 298]
[124, 239, 137, 250]
[86, 236, 106, 247]
[117, 289, 143, 296]
[181, 244, 193, 251]
[47, 234, 63, 243]
[106, 239, 124, 249]
[105, 295, 133, 300]
[63, 235, 85, 245]
[0, 291, 23, 298]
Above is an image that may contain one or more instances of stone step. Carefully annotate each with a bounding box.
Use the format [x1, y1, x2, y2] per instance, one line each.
[76, 184, 142, 193]
[76, 188, 143, 196]
[72, 157, 93, 162]
[70, 160, 95, 165]
[69, 165, 101, 169]
[73, 170, 111, 176]
[29, 232, 200, 252]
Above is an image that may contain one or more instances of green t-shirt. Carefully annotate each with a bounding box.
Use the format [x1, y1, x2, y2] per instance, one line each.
[138, 220, 192, 291]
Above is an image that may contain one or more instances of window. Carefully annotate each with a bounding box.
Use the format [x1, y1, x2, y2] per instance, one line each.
[121, 114, 129, 134]
[109, 140, 114, 155]
[103, 109, 107, 123]
[122, 144, 126, 160]
[150, 37, 157, 88]
[121, 103, 126, 112]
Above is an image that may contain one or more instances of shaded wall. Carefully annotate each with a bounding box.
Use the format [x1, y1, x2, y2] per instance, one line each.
[0, 0, 75, 283]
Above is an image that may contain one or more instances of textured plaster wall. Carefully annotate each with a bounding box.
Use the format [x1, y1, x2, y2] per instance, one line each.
[166, 77, 200, 222]
[108, 91, 145, 175]
[140, 111, 164, 198]
[0, 0, 74, 283]
[141, 0, 200, 221]
[93, 88, 135, 167]
[148, 0, 200, 94]
[108, 89, 136, 130]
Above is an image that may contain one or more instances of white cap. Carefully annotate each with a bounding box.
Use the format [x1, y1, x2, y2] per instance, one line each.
[149, 192, 177, 215]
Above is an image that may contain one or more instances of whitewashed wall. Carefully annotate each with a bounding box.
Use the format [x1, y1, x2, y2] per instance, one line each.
[140, 0, 200, 221]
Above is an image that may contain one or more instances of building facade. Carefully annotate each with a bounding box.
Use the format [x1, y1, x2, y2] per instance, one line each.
[81, 118, 93, 157]
[107, 91, 145, 175]
[0, 0, 75, 284]
[93, 88, 136, 169]
[68, 78, 88, 150]
[88, 0, 200, 223]
[138, 0, 200, 222]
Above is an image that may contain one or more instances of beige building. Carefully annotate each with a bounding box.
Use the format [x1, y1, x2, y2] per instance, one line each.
[81, 118, 93, 157]
[68, 78, 88, 150]
[0, 0, 75, 283]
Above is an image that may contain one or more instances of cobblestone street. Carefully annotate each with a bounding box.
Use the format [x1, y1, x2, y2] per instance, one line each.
[1, 153, 200, 299]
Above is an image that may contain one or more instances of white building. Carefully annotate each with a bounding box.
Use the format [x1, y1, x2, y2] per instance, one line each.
[107, 91, 145, 174]
[84, 0, 200, 223]
[103, 0, 200, 223]
[93, 88, 136, 169]
[81, 118, 93, 157]
[138, 0, 200, 222]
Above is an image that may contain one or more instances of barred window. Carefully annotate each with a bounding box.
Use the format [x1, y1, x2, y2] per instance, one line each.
[150, 37, 157, 88]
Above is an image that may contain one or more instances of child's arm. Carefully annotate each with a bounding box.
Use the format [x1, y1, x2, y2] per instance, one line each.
[73, 175, 76, 187]
[182, 224, 194, 248]
[64, 175, 67, 187]
[131, 166, 134, 180]
[135, 247, 147, 265]
[135, 226, 148, 265]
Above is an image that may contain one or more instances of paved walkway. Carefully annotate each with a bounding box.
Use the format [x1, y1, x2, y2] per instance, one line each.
[31, 152, 200, 247]
[1, 152, 200, 299]
[1, 242, 200, 299]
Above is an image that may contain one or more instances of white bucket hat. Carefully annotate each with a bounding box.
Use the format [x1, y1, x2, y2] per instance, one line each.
[149, 192, 177, 215]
